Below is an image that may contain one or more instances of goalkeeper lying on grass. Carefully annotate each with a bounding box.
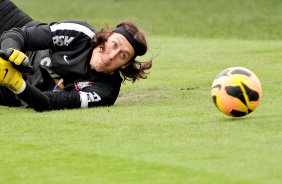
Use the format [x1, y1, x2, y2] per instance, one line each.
[0, 0, 153, 111]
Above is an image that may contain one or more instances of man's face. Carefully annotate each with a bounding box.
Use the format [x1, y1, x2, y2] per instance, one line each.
[90, 33, 135, 74]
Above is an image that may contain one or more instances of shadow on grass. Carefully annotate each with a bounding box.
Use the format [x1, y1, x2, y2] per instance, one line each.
[215, 112, 275, 124]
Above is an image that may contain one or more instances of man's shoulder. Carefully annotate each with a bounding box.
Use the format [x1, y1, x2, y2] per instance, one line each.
[49, 20, 96, 38]
[62, 20, 96, 31]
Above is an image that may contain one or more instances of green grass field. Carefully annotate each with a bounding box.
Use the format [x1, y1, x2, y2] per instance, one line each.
[1, 0, 282, 184]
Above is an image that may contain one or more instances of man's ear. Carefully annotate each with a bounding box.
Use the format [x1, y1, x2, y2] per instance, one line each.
[120, 62, 131, 69]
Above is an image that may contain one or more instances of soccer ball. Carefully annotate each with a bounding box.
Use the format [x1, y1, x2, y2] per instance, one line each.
[211, 67, 262, 117]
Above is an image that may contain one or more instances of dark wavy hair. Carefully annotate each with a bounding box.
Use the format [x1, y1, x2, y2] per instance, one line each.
[91, 20, 153, 83]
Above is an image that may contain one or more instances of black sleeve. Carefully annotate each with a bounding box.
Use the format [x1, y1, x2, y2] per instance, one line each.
[18, 82, 117, 111]
[0, 20, 96, 51]
[43, 90, 81, 110]
[42, 88, 115, 111]
[18, 83, 51, 112]
[0, 23, 53, 51]
[78, 85, 117, 108]
[18, 83, 81, 111]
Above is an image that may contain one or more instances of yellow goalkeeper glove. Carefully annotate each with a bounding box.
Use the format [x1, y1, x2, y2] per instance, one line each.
[0, 56, 26, 94]
[6, 48, 29, 65]
[5, 48, 34, 75]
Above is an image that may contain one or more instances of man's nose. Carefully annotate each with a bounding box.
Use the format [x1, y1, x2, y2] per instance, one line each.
[108, 49, 119, 61]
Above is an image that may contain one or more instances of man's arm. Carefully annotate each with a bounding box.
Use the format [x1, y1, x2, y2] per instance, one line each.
[0, 23, 53, 51]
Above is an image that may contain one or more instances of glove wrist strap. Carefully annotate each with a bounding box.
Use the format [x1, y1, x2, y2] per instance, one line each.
[13, 81, 26, 94]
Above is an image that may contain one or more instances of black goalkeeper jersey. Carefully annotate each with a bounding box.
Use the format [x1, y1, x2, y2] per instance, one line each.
[0, 20, 122, 110]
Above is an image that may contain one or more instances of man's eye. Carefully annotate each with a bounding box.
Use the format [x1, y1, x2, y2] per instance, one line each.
[120, 52, 126, 59]
[112, 42, 118, 48]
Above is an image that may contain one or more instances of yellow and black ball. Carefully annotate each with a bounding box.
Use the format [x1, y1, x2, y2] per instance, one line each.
[211, 67, 262, 117]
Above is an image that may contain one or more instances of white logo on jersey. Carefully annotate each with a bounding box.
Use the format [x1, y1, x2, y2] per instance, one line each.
[77, 82, 93, 89]
[74, 81, 94, 91]
[79, 91, 101, 107]
[53, 35, 74, 46]
[40, 57, 51, 66]
[63, 55, 70, 64]
[87, 92, 101, 102]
